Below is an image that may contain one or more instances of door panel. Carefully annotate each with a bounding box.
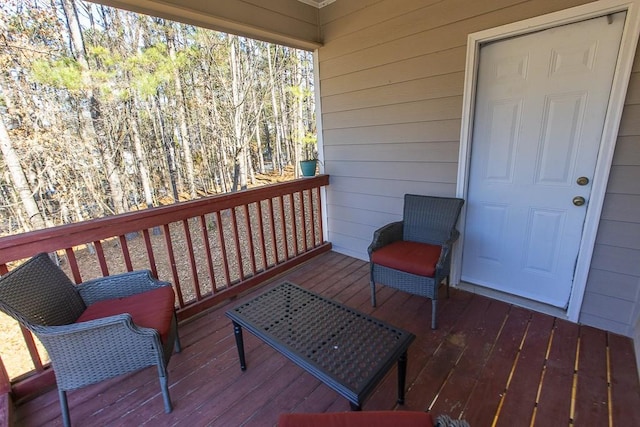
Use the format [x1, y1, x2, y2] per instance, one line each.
[462, 12, 626, 307]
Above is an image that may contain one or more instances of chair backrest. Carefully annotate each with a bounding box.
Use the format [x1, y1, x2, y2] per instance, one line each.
[0, 253, 86, 331]
[403, 194, 464, 245]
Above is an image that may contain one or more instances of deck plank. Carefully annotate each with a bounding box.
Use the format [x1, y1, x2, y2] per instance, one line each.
[609, 332, 640, 425]
[495, 311, 555, 426]
[533, 318, 578, 426]
[573, 326, 609, 426]
[461, 306, 531, 426]
[12, 252, 640, 427]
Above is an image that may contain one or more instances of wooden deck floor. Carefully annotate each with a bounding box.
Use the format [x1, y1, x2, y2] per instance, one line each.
[15, 251, 640, 426]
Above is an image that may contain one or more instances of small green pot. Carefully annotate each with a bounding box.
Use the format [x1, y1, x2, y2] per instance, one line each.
[300, 159, 317, 177]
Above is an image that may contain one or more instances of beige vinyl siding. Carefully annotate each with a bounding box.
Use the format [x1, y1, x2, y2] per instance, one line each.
[318, 0, 640, 336]
[580, 64, 640, 336]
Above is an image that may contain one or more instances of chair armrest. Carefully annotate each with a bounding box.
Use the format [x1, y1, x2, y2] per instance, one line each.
[33, 315, 165, 391]
[436, 229, 460, 270]
[77, 270, 172, 305]
[368, 221, 403, 256]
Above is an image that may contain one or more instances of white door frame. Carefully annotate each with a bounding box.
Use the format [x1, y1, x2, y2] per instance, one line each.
[453, 0, 640, 322]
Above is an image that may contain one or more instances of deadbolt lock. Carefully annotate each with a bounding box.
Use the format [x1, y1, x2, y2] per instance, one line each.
[573, 196, 586, 206]
[576, 177, 589, 186]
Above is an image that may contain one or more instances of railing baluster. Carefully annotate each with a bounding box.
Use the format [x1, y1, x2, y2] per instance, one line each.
[118, 235, 133, 272]
[142, 229, 159, 278]
[310, 188, 317, 248]
[182, 219, 201, 301]
[163, 224, 185, 308]
[268, 198, 278, 265]
[244, 204, 257, 276]
[316, 186, 324, 244]
[199, 215, 216, 295]
[231, 208, 244, 282]
[19, 326, 43, 372]
[215, 210, 230, 288]
[65, 248, 82, 284]
[289, 193, 298, 256]
[257, 200, 267, 271]
[279, 195, 288, 260]
[300, 190, 308, 253]
[94, 241, 109, 277]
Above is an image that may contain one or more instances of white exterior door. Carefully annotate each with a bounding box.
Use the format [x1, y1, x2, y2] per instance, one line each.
[461, 13, 626, 308]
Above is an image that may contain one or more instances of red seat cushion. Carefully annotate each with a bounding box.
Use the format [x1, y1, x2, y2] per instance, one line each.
[277, 411, 434, 427]
[371, 241, 441, 277]
[76, 286, 175, 343]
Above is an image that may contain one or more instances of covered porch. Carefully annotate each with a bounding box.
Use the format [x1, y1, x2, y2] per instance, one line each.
[14, 250, 640, 426]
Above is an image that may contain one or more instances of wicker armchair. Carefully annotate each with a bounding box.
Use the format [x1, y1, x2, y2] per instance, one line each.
[369, 195, 464, 329]
[0, 253, 181, 427]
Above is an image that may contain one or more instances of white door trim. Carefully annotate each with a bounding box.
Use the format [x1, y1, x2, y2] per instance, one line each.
[454, 0, 640, 322]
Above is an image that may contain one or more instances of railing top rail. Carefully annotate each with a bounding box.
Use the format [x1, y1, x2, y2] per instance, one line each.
[0, 175, 329, 264]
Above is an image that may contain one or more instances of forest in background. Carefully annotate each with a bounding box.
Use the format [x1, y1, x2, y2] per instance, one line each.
[0, 0, 317, 237]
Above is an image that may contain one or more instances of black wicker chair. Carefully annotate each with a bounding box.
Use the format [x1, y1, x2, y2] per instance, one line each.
[0, 253, 181, 427]
[368, 195, 464, 329]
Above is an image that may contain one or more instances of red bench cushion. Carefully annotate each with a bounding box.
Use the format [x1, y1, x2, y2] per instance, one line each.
[371, 241, 441, 277]
[277, 411, 434, 427]
[76, 286, 175, 343]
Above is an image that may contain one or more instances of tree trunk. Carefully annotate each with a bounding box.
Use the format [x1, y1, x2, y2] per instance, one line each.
[166, 23, 197, 199]
[59, 0, 128, 214]
[0, 118, 50, 231]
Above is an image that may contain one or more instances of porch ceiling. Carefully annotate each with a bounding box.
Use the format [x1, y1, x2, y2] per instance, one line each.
[89, 0, 323, 50]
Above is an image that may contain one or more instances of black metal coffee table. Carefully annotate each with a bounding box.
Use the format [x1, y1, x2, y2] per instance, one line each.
[225, 281, 415, 410]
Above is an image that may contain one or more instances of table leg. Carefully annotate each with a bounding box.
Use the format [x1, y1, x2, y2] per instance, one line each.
[349, 402, 362, 411]
[397, 351, 408, 404]
[232, 321, 247, 371]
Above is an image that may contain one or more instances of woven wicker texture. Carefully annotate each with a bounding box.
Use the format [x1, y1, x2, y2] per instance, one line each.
[229, 282, 414, 400]
[368, 195, 464, 329]
[0, 252, 180, 426]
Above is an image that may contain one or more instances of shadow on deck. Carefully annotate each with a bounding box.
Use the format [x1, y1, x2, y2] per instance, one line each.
[15, 251, 640, 426]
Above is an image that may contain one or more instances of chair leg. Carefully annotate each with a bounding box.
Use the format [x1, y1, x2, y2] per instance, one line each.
[431, 299, 438, 330]
[160, 375, 172, 413]
[370, 280, 377, 307]
[58, 388, 71, 427]
[446, 275, 450, 298]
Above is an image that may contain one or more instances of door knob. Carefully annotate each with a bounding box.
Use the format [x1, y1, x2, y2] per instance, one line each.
[573, 196, 586, 206]
[576, 177, 589, 186]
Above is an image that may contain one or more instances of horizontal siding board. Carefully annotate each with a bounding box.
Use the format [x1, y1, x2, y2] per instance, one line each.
[600, 194, 640, 223]
[606, 166, 640, 195]
[321, 72, 465, 113]
[624, 72, 640, 105]
[319, 0, 528, 62]
[619, 104, 640, 136]
[319, 0, 381, 26]
[324, 141, 459, 162]
[318, 0, 588, 79]
[327, 204, 400, 229]
[612, 136, 640, 166]
[586, 269, 640, 302]
[329, 176, 456, 198]
[327, 190, 403, 214]
[326, 230, 370, 260]
[322, 0, 440, 41]
[242, 0, 319, 24]
[328, 218, 378, 241]
[581, 292, 635, 326]
[590, 244, 640, 277]
[325, 160, 458, 182]
[322, 96, 462, 129]
[596, 220, 640, 250]
[321, 47, 467, 97]
[579, 313, 628, 336]
[322, 120, 462, 145]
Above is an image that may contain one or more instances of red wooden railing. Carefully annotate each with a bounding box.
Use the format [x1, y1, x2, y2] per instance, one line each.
[0, 175, 330, 401]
